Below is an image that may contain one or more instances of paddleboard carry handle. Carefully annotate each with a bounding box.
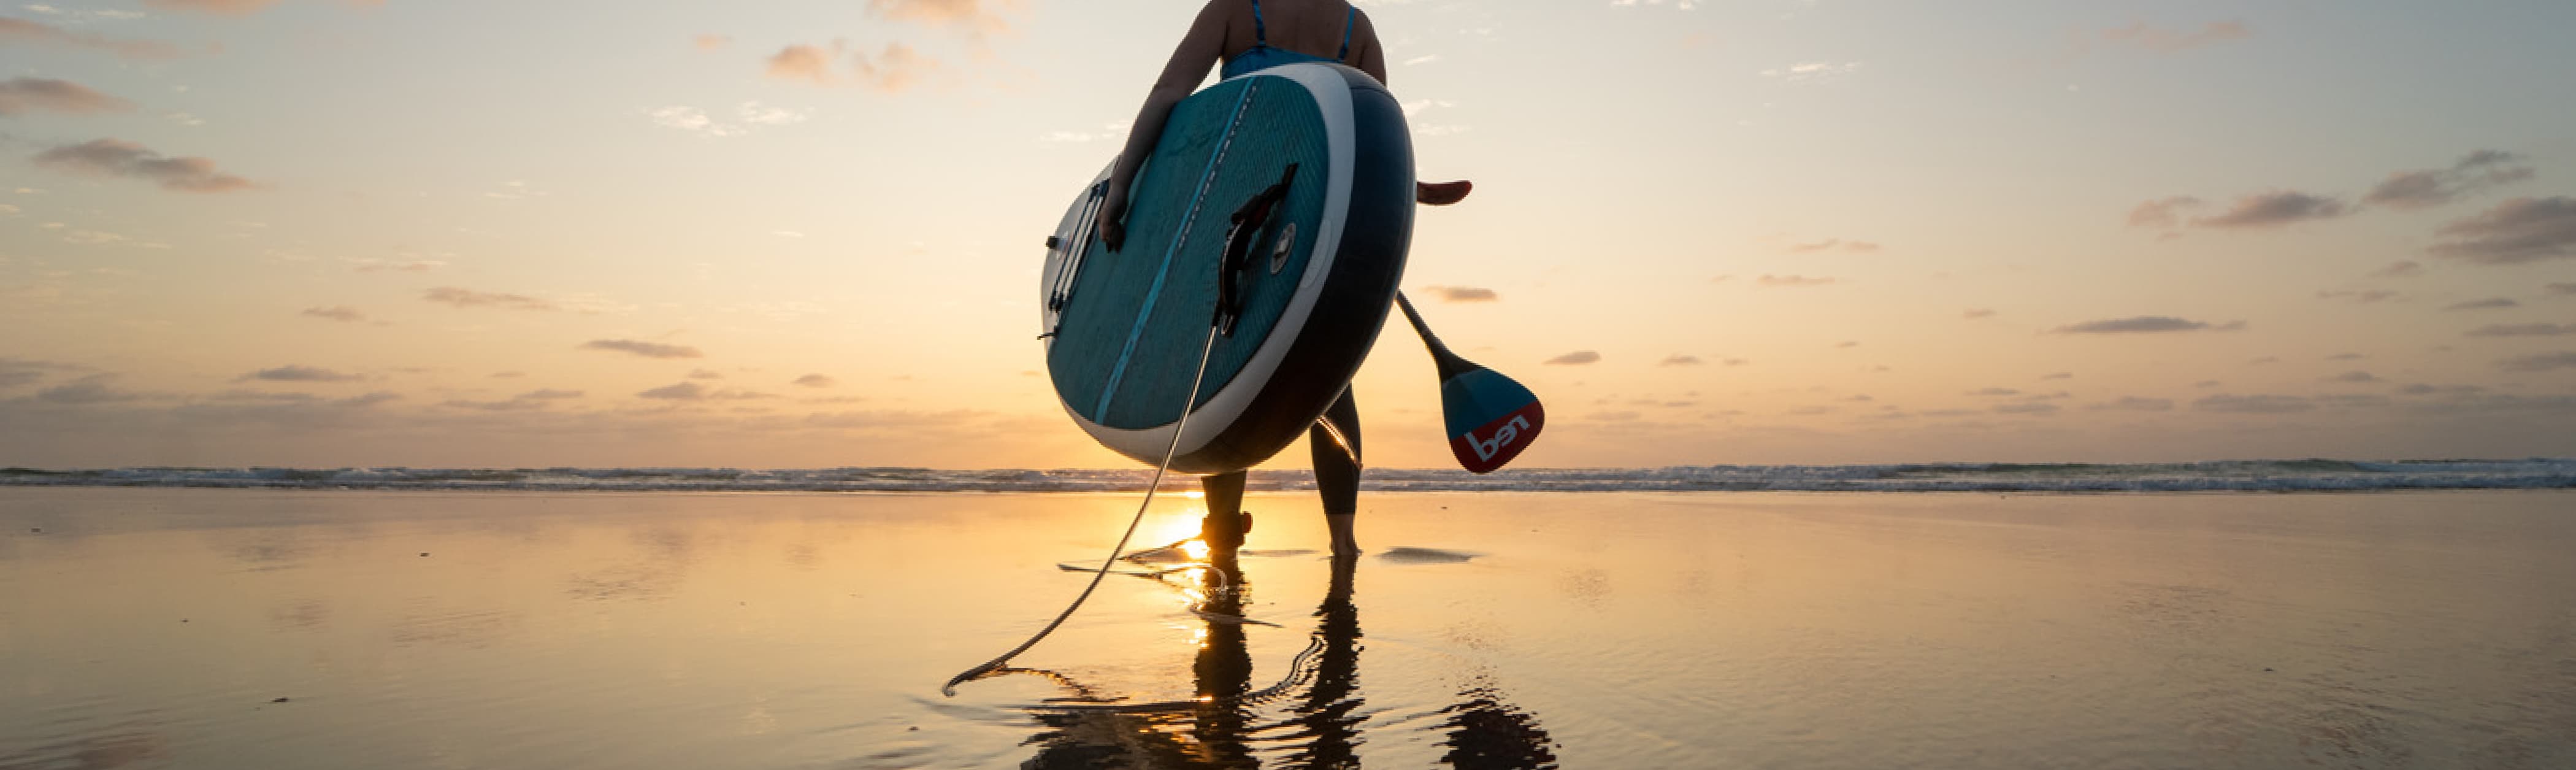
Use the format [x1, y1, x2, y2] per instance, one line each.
[1215, 163, 1298, 337]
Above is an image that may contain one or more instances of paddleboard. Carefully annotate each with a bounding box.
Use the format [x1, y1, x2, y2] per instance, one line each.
[1039, 63, 1414, 473]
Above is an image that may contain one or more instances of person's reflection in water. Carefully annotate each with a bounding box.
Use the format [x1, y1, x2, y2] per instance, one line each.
[1019, 554, 1560, 768]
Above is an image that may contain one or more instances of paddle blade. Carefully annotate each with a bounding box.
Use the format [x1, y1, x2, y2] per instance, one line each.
[1439, 366, 1545, 474]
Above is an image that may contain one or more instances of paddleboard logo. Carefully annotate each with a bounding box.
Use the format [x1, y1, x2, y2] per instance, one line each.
[1451, 404, 1544, 474]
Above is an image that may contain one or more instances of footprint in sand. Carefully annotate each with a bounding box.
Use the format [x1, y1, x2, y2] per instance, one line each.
[1376, 547, 1481, 564]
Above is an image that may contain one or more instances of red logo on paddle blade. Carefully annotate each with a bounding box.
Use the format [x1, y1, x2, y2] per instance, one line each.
[1449, 402, 1544, 474]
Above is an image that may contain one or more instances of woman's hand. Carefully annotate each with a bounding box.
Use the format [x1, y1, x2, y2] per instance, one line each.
[1096, 189, 1128, 252]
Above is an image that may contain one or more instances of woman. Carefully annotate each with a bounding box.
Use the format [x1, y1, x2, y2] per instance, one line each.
[1097, 1, 1465, 559]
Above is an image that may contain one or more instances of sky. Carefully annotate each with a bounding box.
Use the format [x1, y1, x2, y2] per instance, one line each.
[3, 0, 2574, 470]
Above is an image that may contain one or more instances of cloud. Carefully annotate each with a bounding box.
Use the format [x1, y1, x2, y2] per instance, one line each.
[694, 34, 731, 50]
[767, 45, 836, 83]
[0, 16, 185, 59]
[0, 358, 83, 389]
[242, 365, 362, 382]
[0, 77, 131, 116]
[1759, 61, 1861, 82]
[144, 0, 283, 15]
[2195, 394, 2315, 414]
[2323, 353, 2364, 361]
[2325, 371, 2380, 383]
[1425, 285, 1498, 302]
[1962, 309, 1995, 320]
[1658, 355, 1702, 366]
[2497, 352, 2576, 373]
[2192, 191, 2348, 229]
[2428, 197, 2576, 264]
[2363, 150, 2534, 210]
[852, 43, 940, 92]
[580, 339, 703, 360]
[1787, 239, 1880, 254]
[1757, 274, 1835, 287]
[792, 374, 836, 387]
[350, 258, 444, 272]
[2316, 289, 2398, 303]
[868, 0, 1013, 35]
[31, 139, 255, 193]
[2443, 297, 2518, 311]
[687, 369, 724, 380]
[2372, 261, 2425, 278]
[648, 106, 743, 137]
[638, 382, 775, 401]
[2099, 20, 2252, 53]
[2127, 196, 2202, 228]
[301, 306, 366, 323]
[424, 287, 554, 311]
[2465, 323, 2576, 337]
[1544, 351, 1601, 365]
[2049, 316, 2243, 334]
[2089, 396, 2175, 412]
[439, 388, 585, 412]
[1966, 387, 2021, 397]
[1723, 358, 1747, 366]
[2040, 372, 2073, 380]
[35, 374, 147, 404]
[1993, 401, 2060, 415]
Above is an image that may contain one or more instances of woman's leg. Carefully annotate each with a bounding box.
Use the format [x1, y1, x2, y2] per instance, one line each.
[1200, 470, 1249, 563]
[1310, 387, 1362, 555]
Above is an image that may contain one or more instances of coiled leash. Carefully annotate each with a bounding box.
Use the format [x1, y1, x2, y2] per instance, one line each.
[945, 165, 1301, 698]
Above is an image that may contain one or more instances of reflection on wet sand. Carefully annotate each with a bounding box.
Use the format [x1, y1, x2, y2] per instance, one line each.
[1021, 553, 1561, 768]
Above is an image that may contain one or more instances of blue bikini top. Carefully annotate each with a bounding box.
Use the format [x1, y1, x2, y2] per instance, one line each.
[1221, 0, 1354, 79]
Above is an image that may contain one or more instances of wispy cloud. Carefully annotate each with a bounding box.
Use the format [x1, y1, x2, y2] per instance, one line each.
[1962, 309, 1996, 320]
[301, 306, 365, 323]
[869, 0, 1014, 36]
[424, 287, 554, 311]
[2088, 396, 2175, 412]
[2195, 393, 2315, 414]
[36, 374, 150, 404]
[2193, 191, 2348, 229]
[2428, 197, 2576, 264]
[2049, 316, 2244, 334]
[2325, 371, 2380, 383]
[440, 388, 585, 412]
[145, 0, 283, 15]
[769, 42, 941, 92]
[1786, 239, 1880, 254]
[1424, 285, 1498, 302]
[0, 16, 186, 59]
[638, 382, 774, 401]
[2497, 352, 2576, 373]
[693, 34, 731, 50]
[792, 374, 836, 387]
[650, 102, 808, 137]
[2316, 289, 2398, 303]
[2098, 20, 2252, 53]
[2465, 323, 2576, 337]
[31, 139, 255, 193]
[2372, 261, 2425, 279]
[1658, 355, 1702, 366]
[2364, 150, 2534, 210]
[1759, 61, 1861, 82]
[1544, 351, 1601, 365]
[242, 365, 362, 383]
[2547, 283, 2575, 297]
[2443, 297, 2517, 311]
[2127, 196, 2201, 228]
[687, 369, 724, 380]
[580, 339, 704, 360]
[0, 77, 131, 116]
[1757, 274, 1835, 287]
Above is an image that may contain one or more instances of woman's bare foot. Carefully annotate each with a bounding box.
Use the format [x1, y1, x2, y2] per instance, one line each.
[1325, 513, 1360, 556]
[1416, 180, 1472, 206]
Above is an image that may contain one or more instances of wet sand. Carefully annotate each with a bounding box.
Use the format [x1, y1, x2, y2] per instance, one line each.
[2, 488, 2571, 769]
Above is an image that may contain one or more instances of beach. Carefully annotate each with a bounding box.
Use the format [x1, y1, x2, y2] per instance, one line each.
[3, 487, 2571, 769]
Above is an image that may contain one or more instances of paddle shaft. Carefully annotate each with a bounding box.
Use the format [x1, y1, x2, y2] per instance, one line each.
[1393, 292, 1478, 380]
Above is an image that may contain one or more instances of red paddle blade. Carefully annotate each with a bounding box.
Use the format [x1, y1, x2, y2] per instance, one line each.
[1415, 180, 1473, 207]
[1439, 368, 1544, 474]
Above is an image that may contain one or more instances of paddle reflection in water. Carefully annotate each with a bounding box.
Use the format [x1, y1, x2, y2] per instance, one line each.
[1017, 554, 1562, 768]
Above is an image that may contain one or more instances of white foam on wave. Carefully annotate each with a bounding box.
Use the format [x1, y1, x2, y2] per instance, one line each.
[4, 459, 2571, 493]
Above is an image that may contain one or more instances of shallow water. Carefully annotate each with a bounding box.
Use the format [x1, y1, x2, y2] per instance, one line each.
[2, 488, 2572, 768]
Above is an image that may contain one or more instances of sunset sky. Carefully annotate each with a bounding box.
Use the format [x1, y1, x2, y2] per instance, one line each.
[4, 0, 2574, 469]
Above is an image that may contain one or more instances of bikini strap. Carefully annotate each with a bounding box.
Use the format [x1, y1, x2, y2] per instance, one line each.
[1249, 0, 1266, 46]
[1336, 6, 1354, 60]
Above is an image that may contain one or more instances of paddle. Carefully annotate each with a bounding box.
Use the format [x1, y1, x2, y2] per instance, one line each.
[1393, 291, 1544, 474]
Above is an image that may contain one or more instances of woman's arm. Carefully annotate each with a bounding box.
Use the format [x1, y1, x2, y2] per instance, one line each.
[1352, 10, 1387, 87]
[1097, 1, 1232, 251]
